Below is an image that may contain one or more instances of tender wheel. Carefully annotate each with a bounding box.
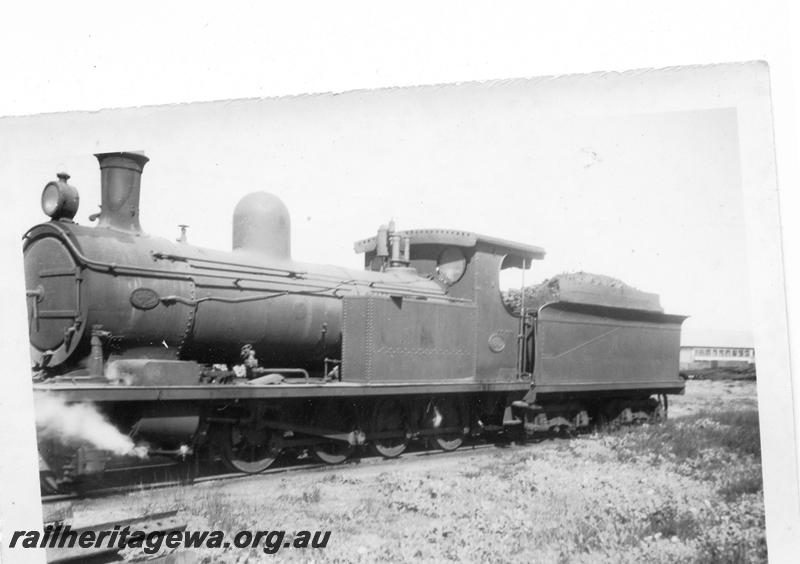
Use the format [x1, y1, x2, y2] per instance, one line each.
[221, 422, 282, 474]
[369, 399, 410, 458]
[428, 397, 466, 451]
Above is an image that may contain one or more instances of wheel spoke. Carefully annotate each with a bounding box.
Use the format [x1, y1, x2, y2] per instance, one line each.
[430, 398, 465, 451]
[311, 441, 354, 465]
[221, 422, 281, 474]
[369, 399, 409, 458]
[310, 402, 357, 465]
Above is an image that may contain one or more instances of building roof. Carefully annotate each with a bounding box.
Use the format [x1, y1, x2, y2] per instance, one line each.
[680, 328, 754, 348]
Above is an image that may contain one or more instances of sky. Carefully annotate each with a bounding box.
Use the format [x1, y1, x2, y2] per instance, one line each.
[0, 69, 753, 338]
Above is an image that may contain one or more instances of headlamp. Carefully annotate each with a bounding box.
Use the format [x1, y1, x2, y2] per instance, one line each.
[41, 172, 79, 220]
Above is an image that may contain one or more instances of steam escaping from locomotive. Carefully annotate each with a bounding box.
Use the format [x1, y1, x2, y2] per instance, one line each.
[34, 393, 148, 458]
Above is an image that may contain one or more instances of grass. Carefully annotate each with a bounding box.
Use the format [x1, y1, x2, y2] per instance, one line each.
[302, 485, 321, 503]
[610, 408, 762, 466]
[681, 366, 757, 381]
[197, 489, 245, 532]
[593, 407, 767, 562]
[718, 472, 765, 501]
[94, 393, 766, 563]
[643, 502, 700, 540]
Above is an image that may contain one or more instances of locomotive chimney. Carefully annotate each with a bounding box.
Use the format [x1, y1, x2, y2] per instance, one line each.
[94, 152, 150, 232]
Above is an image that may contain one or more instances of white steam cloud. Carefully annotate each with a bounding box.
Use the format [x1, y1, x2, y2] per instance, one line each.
[34, 393, 147, 458]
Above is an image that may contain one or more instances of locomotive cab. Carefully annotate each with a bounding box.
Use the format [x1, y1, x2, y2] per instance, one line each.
[352, 229, 545, 384]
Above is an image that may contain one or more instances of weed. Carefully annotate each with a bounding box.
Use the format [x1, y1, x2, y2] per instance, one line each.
[697, 541, 752, 564]
[708, 410, 761, 458]
[697, 529, 767, 564]
[302, 485, 321, 503]
[718, 471, 764, 501]
[610, 409, 761, 468]
[571, 518, 605, 553]
[643, 502, 699, 540]
[196, 490, 246, 532]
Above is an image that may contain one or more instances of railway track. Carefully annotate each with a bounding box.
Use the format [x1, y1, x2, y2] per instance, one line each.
[41, 405, 664, 506]
[40, 441, 506, 562]
[40, 508, 185, 563]
[41, 437, 520, 505]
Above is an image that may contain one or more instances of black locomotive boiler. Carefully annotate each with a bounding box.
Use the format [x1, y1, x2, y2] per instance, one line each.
[25, 152, 685, 486]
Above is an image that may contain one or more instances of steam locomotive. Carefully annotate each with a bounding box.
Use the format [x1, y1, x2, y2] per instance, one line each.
[26, 152, 685, 487]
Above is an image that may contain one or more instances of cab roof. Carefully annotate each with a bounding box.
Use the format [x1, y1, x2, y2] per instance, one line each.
[354, 228, 545, 267]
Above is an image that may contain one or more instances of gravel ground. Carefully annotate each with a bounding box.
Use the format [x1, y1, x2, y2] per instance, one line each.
[53, 380, 764, 563]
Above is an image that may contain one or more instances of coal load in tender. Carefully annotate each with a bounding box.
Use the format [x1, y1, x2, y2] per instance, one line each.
[503, 272, 663, 314]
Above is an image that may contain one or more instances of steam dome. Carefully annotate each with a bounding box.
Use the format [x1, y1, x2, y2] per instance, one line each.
[232, 192, 291, 260]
